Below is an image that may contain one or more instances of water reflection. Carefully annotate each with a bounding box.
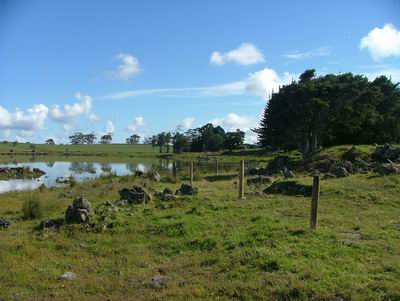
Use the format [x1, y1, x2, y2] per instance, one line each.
[0, 158, 240, 193]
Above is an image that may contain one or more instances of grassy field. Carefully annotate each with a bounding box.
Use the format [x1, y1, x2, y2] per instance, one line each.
[0, 169, 399, 300]
[0, 142, 159, 157]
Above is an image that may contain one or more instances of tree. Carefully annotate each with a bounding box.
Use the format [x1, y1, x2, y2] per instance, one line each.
[100, 134, 112, 144]
[172, 132, 190, 153]
[45, 138, 55, 145]
[224, 129, 245, 151]
[157, 132, 166, 153]
[126, 134, 141, 144]
[68, 132, 97, 144]
[164, 132, 172, 153]
[254, 69, 400, 156]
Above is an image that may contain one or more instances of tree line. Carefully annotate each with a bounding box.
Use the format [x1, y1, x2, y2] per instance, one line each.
[254, 69, 400, 156]
[60, 123, 245, 153]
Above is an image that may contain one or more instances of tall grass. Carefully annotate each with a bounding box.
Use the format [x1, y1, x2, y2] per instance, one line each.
[21, 193, 43, 220]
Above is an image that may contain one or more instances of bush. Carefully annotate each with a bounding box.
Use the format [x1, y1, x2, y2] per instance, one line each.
[22, 194, 43, 220]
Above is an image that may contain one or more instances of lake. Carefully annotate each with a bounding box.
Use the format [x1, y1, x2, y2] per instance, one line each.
[0, 157, 239, 193]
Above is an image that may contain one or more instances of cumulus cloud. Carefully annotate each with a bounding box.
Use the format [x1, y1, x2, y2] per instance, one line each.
[181, 117, 195, 128]
[99, 120, 115, 136]
[363, 68, 400, 83]
[125, 116, 145, 133]
[209, 113, 259, 143]
[49, 92, 96, 127]
[360, 24, 400, 61]
[108, 53, 140, 80]
[0, 104, 48, 131]
[245, 68, 296, 98]
[210, 43, 265, 66]
[284, 47, 332, 60]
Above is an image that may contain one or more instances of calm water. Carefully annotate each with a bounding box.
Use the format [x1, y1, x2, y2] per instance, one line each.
[0, 158, 239, 193]
[0, 159, 174, 193]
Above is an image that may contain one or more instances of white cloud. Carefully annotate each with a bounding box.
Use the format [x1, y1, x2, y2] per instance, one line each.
[49, 92, 96, 126]
[108, 53, 140, 80]
[245, 68, 296, 98]
[125, 116, 145, 133]
[363, 68, 400, 83]
[284, 47, 332, 60]
[0, 104, 48, 131]
[210, 43, 265, 66]
[209, 113, 259, 143]
[99, 67, 296, 100]
[181, 117, 195, 128]
[360, 24, 400, 61]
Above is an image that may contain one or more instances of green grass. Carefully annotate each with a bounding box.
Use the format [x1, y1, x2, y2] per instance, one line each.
[0, 142, 160, 157]
[0, 171, 399, 300]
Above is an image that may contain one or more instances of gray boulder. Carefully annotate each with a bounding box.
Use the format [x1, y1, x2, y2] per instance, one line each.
[284, 170, 295, 179]
[0, 218, 10, 229]
[330, 166, 349, 178]
[175, 184, 198, 195]
[119, 186, 152, 204]
[65, 197, 93, 224]
[374, 163, 400, 175]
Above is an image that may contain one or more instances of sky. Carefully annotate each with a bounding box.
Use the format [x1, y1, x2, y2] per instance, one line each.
[0, 0, 400, 144]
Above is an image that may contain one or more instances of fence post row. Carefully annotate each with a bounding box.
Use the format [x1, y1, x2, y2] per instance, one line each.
[239, 160, 245, 199]
[310, 175, 320, 230]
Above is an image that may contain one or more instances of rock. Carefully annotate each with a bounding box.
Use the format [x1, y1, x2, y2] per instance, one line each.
[267, 155, 293, 173]
[247, 176, 273, 186]
[0, 218, 10, 229]
[341, 146, 367, 163]
[60, 272, 77, 280]
[114, 199, 128, 206]
[65, 197, 93, 224]
[134, 170, 144, 177]
[37, 219, 63, 230]
[374, 163, 400, 175]
[284, 170, 295, 179]
[175, 184, 198, 195]
[372, 144, 400, 162]
[163, 188, 174, 195]
[330, 166, 349, 178]
[148, 274, 168, 289]
[118, 186, 152, 204]
[104, 200, 114, 207]
[323, 173, 336, 180]
[153, 172, 161, 181]
[263, 181, 312, 197]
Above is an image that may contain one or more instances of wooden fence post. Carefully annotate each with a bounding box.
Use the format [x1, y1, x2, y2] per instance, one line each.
[310, 175, 320, 230]
[215, 159, 219, 175]
[190, 162, 194, 186]
[239, 160, 245, 199]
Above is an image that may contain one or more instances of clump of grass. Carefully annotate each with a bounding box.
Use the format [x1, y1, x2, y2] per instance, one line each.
[22, 193, 43, 220]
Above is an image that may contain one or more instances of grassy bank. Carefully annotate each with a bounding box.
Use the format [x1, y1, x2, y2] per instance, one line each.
[0, 170, 399, 300]
[0, 142, 159, 157]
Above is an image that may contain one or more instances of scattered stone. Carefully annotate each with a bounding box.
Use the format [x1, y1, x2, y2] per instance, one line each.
[374, 163, 400, 175]
[0, 218, 10, 229]
[175, 184, 198, 195]
[114, 199, 128, 206]
[60, 272, 77, 280]
[372, 144, 400, 162]
[263, 181, 312, 197]
[323, 173, 336, 180]
[247, 176, 273, 186]
[65, 197, 93, 224]
[163, 188, 173, 195]
[330, 166, 349, 178]
[119, 186, 152, 204]
[341, 146, 368, 163]
[284, 170, 295, 179]
[393, 224, 400, 230]
[148, 274, 168, 289]
[37, 219, 63, 230]
[0, 166, 45, 180]
[134, 170, 144, 177]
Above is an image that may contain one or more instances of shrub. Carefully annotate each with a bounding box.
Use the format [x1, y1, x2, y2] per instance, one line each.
[22, 194, 43, 220]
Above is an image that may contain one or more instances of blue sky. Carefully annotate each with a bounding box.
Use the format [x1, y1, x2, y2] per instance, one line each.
[0, 0, 399, 143]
